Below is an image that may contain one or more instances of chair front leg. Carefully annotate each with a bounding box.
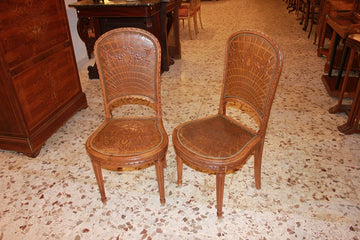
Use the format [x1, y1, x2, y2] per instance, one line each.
[91, 160, 107, 203]
[188, 16, 193, 39]
[254, 142, 264, 189]
[216, 172, 225, 218]
[194, 14, 199, 34]
[155, 160, 166, 205]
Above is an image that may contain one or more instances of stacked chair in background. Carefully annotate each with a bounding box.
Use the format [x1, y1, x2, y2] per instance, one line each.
[285, 0, 360, 134]
[179, 0, 204, 39]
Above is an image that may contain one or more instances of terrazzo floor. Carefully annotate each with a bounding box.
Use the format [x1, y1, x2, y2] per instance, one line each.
[1, 0, 360, 239]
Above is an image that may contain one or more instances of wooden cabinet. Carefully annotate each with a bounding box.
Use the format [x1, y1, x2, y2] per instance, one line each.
[0, 0, 87, 157]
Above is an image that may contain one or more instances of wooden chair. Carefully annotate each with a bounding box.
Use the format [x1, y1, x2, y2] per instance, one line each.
[86, 28, 168, 205]
[299, 0, 311, 32]
[329, 33, 360, 134]
[298, 0, 321, 38]
[324, 3, 360, 70]
[321, 1, 360, 97]
[307, 0, 322, 39]
[172, 30, 284, 218]
[179, 0, 203, 39]
[316, 0, 354, 57]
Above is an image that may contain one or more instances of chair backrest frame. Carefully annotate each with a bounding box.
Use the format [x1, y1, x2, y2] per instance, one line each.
[189, 0, 201, 12]
[94, 27, 162, 119]
[219, 30, 284, 136]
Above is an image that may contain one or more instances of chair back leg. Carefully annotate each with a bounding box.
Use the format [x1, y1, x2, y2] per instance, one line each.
[188, 16, 193, 39]
[193, 15, 199, 34]
[176, 156, 184, 186]
[216, 173, 226, 218]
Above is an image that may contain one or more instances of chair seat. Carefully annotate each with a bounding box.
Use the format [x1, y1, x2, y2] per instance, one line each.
[327, 13, 360, 34]
[179, 3, 200, 11]
[179, 3, 189, 9]
[89, 118, 165, 157]
[178, 7, 196, 18]
[328, 1, 354, 18]
[175, 115, 257, 160]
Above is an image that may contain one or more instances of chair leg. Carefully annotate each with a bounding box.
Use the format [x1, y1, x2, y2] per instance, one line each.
[329, 47, 353, 114]
[162, 156, 167, 168]
[307, 9, 314, 39]
[198, 10, 204, 29]
[188, 17, 193, 39]
[302, 1, 310, 32]
[193, 15, 199, 35]
[254, 142, 264, 190]
[216, 172, 225, 218]
[338, 79, 360, 134]
[313, 33, 317, 45]
[308, 22, 313, 39]
[176, 156, 183, 186]
[326, 31, 339, 76]
[91, 161, 107, 203]
[317, 21, 328, 57]
[155, 160, 166, 205]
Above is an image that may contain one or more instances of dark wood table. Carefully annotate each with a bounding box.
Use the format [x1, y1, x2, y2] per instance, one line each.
[69, 0, 181, 78]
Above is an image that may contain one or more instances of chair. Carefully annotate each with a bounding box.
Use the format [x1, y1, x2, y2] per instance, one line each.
[329, 33, 360, 134]
[320, 0, 360, 97]
[86, 28, 168, 205]
[316, 0, 354, 57]
[179, 0, 203, 39]
[307, 0, 322, 39]
[323, 12, 360, 71]
[172, 30, 284, 217]
[299, 0, 321, 38]
[299, 0, 311, 31]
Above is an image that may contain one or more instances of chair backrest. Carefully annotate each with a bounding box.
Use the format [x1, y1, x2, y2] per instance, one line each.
[94, 27, 162, 119]
[189, 0, 201, 12]
[219, 30, 284, 135]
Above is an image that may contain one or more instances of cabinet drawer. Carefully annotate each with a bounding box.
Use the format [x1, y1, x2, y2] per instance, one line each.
[0, 0, 69, 68]
[12, 47, 81, 132]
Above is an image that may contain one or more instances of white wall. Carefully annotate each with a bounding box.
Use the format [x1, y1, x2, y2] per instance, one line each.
[64, 0, 89, 68]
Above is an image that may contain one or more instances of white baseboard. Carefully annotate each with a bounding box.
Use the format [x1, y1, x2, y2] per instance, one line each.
[77, 57, 91, 70]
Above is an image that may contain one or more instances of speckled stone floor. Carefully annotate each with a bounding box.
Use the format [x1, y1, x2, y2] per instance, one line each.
[1, 0, 360, 239]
